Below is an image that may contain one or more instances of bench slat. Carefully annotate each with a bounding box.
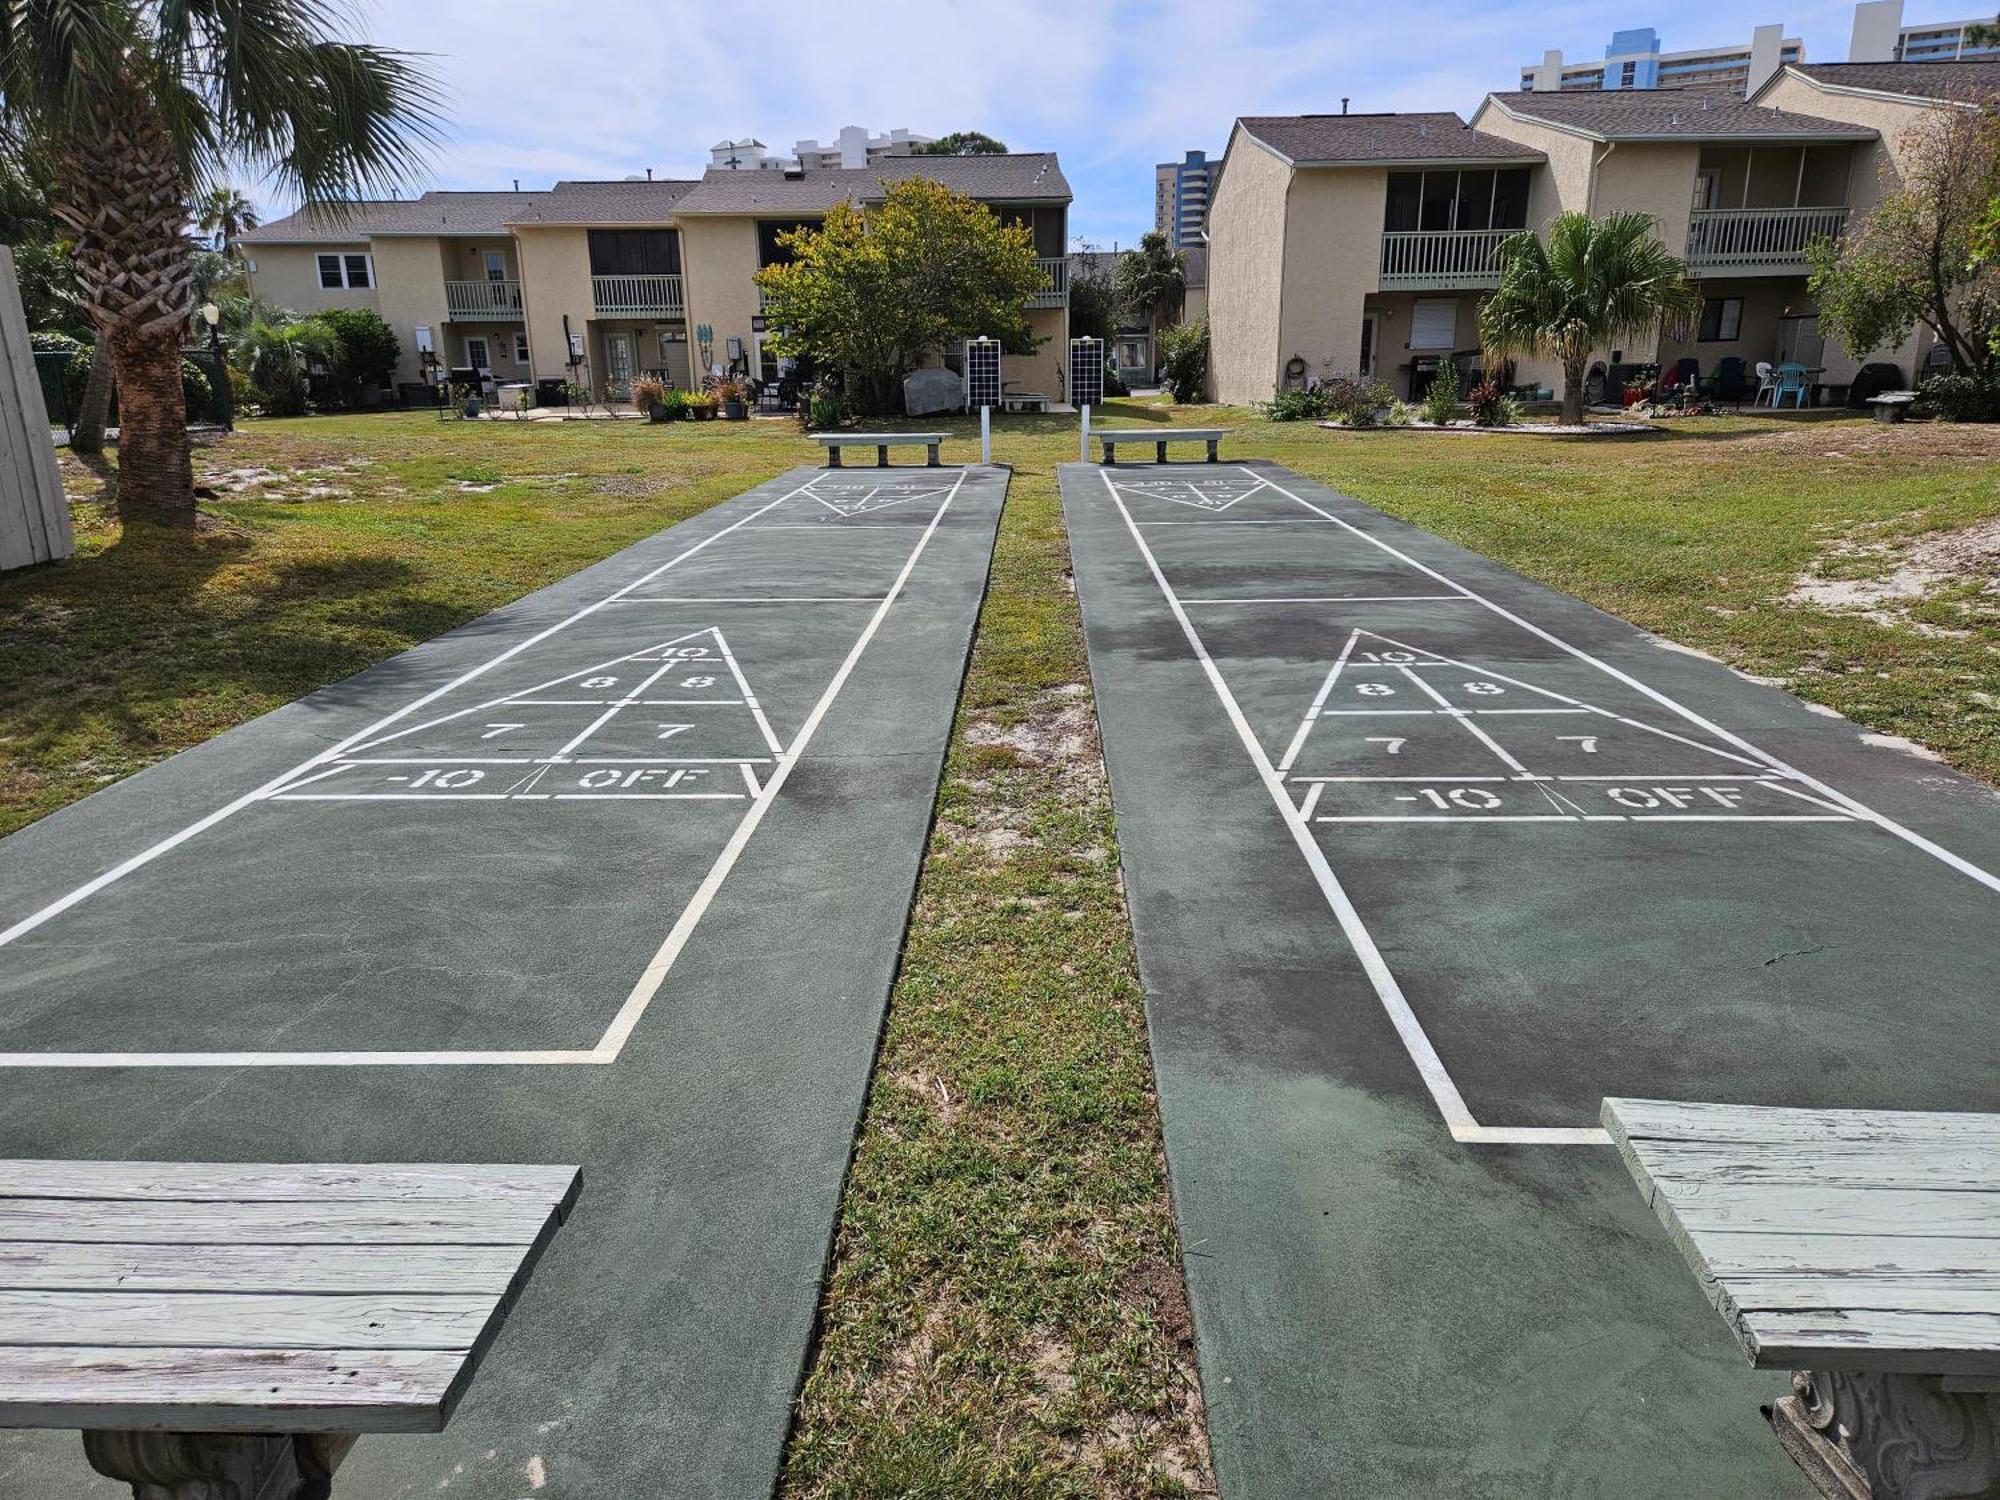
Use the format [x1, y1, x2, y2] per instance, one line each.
[1658, 1183, 2000, 1238]
[0, 1162, 580, 1206]
[0, 1290, 495, 1351]
[1607, 1098, 2000, 1150]
[1723, 1275, 2000, 1316]
[1742, 1310, 2000, 1376]
[0, 1242, 529, 1296]
[1631, 1140, 2000, 1193]
[0, 1198, 559, 1246]
[809, 432, 947, 444]
[0, 1347, 471, 1433]
[1700, 1233, 2000, 1279]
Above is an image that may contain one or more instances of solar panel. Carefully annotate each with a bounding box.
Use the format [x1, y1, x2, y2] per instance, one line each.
[1069, 336, 1104, 408]
[966, 337, 1002, 410]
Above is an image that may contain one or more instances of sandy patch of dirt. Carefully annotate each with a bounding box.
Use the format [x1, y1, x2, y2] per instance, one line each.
[1789, 516, 2000, 632]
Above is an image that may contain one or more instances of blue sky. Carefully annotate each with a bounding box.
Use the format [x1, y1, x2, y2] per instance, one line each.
[289, 0, 1905, 246]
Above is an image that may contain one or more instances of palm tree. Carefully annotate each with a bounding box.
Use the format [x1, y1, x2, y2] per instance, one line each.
[0, 3, 437, 523]
[1479, 211, 1701, 425]
[235, 317, 333, 417]
[1114, 230, 1187, 327]
[196, 185, 260, 259]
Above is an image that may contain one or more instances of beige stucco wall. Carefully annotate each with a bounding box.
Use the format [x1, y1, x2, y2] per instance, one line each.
[245, 242, 377, 318]
[368, 237, 448, 385]
[1004, 306, 1067, 401]
[1276, 168, 1386, 385]
[1206, 128, 1290, 404]
[679, 217, 762, 382]
[1361, 292, 1486, 396]
[1756, 73, 1936, 209]
[1467, 109, 1593, 222]
[514, 227, 594, 384]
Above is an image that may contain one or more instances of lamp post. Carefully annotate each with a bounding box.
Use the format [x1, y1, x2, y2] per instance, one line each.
[198, 302, 232, 432]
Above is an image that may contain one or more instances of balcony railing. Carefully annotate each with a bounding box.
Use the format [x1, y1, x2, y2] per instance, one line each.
[1684, 207, 1847, 275]
[1026, 257, 1068, 309]
[1379, 229, 1515, 290]
[444, 279, 523, 319]
[591, 273, 686, 318]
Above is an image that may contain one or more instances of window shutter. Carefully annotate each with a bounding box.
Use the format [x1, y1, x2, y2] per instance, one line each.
[1410, 298, 1459, 349]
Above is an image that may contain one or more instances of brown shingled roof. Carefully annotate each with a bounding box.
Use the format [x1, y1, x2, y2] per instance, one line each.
[1238, 112, 1543, 164]
[506, 179, 698, 226]
[1482, 89, 1876, 141]
[1777, 60, 2000, 105]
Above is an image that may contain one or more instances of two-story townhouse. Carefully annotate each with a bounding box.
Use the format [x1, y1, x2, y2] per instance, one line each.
[1472, 87, 1889, 392]
[1205, 113, 1548, 404]
[1209, 63, 1993, 406]
[241, 151, 1072, 406]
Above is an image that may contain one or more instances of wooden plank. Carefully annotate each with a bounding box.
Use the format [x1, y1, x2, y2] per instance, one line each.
[1721, 1275, 2000, 1317]
[1605, 1098, 2000, 1152]
[1663, 1184, 2000, 1239]
[0, 1161, 581, 1207]
[1631, 1139, 2000, 1193]
[0, 1241, 529, 1296]
[0, 248, 70, 565]
[1700, 1233, 2000, 1280]
[1740, 1308, 2000, 1376]
[0, 1198, 557, 1246]
[0, 1347, 470, 1433]
[0, 1290, 495, 1350]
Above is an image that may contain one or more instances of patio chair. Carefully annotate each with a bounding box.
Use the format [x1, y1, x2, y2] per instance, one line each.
[1708, 357, 1749, 403]
[1774, 362, 1811, 409]
[1752, 361, 1778, 407]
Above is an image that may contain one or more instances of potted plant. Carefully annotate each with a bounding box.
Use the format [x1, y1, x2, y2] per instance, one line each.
[689, 392, 718, 421]
[632, 375, 667, 422]
[712, 377, 748, 420]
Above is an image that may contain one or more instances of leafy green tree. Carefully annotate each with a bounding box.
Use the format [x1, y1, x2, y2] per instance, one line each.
[1809, 104, 1998, 380]
[1113, 231, 1185, 325]
[912, 131, 1009, 156]
[756, 177, 1045, 414]
[1156, 318, 1209, 404]
[235, 318, 333, 416]
[1066, 246, 1121, 342]
[1479, 211, 1700, 425]
[0, 2, 437, 523]
[312, 308, 400, 400]
[195, 184, 259, 257]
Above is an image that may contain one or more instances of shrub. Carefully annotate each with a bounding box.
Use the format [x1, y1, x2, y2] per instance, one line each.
[310, 309, 399, 402]
[1156, 317, 1208, 404]
[1916, 372, 2000, 422]
[180, 358, 213, 421]
[31, 332, 214, 421]
[1103, 359, 1130, 398]
[1260, 386, 1326, 422]
[687, 392, 719, 420]
[1321, 376, 1397, 428]
[631, 375, 667, 414]
[1419, 360, 1460, 426]
[654, 387, 691, 421]
[806, 386, 850, 430]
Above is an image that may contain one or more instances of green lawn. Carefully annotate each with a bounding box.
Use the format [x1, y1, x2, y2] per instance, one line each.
[2, 404, 1996, 1496]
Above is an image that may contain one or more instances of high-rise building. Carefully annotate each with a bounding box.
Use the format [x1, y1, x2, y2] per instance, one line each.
[1154, 150, 1210, 247]
[1849, 0, 2000, 62]
[708, 126, 934, 173]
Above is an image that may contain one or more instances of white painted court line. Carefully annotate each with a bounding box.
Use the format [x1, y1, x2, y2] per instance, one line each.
[1236, 467, 2000, 897]
[1277, 633, 1358, 774]
[1182, 596, 1469, 606]
[1098, 470, 1488, 1145]
[607, 596, 891, 605]
[0, 469, 973, 1069]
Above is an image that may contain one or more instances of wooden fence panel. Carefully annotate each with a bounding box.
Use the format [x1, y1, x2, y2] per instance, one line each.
[0, 245, 72, 570]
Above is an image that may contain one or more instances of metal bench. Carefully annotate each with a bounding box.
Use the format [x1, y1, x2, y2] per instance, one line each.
[1603, 1098, 2000, 1500]
[808, 431, 948, 468]
[0, 1159, 580, 1499]
[1096, 427, 1231, 466]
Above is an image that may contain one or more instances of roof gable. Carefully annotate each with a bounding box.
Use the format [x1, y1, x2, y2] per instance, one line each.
[1480, 88, 1878, 142]
[1238, 111, 1542, 165]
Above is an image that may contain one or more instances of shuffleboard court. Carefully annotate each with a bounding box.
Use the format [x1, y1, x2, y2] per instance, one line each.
[1061, 460, 2000, 1496]
[0, 464, 1005, 1497]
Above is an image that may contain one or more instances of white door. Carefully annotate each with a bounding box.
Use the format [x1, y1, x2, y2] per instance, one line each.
[605, 333, 634, 386]
[463, 336, 490, 373]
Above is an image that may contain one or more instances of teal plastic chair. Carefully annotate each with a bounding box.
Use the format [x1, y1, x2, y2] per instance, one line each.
[1774, 362, 1811, 409]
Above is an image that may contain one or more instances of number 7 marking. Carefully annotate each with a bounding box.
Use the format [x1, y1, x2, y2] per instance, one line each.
[1558, 736, 1600, 754]
[481, 723, 524, 739]
[1365, 737, 1407, 755]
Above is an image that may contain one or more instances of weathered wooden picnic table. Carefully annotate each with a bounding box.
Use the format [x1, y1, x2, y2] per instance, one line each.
[0, 1159, 580, 1498]
[1603, 1098, 2000, 1500]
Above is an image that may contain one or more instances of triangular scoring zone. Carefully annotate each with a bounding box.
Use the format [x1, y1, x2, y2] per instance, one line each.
[798, 479, 955, 517]
[1276, 627, 1777, 784]
[1107, 474, 1270, 513]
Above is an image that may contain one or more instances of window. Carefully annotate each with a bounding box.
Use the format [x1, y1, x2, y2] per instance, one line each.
[1692, 170, 1721, 211]
[755, 219, 821, 268]
[317, 252, 371, 289]
[513, 332, 530, 364]
[587, 229, 680, 276]
[1385, 169, 1531, 234]
[484, 251, 507, 282]
[1410, 298, 1459, 349]
[464, 336, 491, 371]
[1698, 297, 1743, 342]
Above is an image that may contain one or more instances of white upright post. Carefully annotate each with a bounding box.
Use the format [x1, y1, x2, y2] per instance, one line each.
[1080, 403, 1091, 463]
[980, 404, 991, 466]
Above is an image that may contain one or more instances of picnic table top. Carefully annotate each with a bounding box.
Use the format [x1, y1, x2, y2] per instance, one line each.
[808, 431, 948, 443]
[1602, 1098, 2000, 1381]
[0, 1160, 580, 1434]
[1096, 427, 1232, 441]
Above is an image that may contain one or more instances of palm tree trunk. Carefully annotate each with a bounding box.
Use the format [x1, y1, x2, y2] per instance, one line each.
[52, 74, 199, 523]
[70, 341, 115, 455]
[1562, 354, 1587, 426]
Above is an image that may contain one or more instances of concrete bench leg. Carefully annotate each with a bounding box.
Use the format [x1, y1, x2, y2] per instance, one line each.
[1206, 439, 1220, 463]
[1770, 1370, 2000, 1500]
[1156, 441, 1169, 463]
[825, 447, 842, 469]
[926, 441, 940, 467]
[1103, 444, 1117, 467]
[876, 445, 889, 468]
[84, 1429, 355, 1499]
